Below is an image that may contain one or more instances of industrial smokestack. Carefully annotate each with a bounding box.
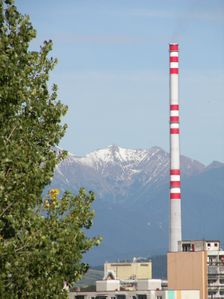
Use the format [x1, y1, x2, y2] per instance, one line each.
[169, 43, 182, 252]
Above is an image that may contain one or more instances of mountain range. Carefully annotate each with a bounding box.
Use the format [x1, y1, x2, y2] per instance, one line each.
[50, 145, 224, 265]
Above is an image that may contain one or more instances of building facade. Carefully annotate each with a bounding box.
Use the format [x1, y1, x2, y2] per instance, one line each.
[168, 240, 224, 299]
[69, 289, 200, 299]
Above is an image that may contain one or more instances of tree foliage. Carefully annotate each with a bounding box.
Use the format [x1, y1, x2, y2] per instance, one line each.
[0, 0, 101, 297]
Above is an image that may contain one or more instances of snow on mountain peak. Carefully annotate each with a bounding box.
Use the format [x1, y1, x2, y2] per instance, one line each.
[61, 145, 169, 171]
[54, 145, 208, 199]
[80, 145, 152, 167]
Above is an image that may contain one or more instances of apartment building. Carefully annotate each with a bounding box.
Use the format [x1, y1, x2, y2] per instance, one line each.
[168, 240, 224, 299]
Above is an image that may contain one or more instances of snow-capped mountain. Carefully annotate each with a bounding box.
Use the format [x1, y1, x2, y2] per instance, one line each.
[50, 145, 224, 265]
[53, 145, 205, 199]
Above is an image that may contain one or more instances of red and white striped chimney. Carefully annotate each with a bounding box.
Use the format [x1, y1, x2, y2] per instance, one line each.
[169, 43, 182, 252]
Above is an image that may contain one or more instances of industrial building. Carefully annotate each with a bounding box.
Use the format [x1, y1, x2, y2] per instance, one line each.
[104, 261, 152, 281]
[69, 256, 200, 299]
[70, 259, 200, 299]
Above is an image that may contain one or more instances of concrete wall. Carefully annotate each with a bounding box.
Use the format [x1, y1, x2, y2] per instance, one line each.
[167, 251, 207, 299]
[96, 280, 120, 292]
[137, 279, 162, 291]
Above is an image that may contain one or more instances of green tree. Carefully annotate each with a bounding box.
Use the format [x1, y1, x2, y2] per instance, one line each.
[0, 0, 101, 297]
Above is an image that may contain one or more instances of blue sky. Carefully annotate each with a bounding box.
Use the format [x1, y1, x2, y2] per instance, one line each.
[17, 0, 224, 164]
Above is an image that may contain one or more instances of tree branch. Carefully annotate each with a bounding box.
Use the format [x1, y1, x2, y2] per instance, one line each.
[0, 202, 14, 218]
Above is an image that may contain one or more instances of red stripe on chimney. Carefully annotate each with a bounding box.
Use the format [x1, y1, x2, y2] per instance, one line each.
[170, 169, 180, 175]
[170, 128, 180, 134]
[170, 116, 179, 123]
[170, 68, 179, 74]
[169, 44, 179, 51]
[170, 56, 178, 62]
[170, 193, 181, 199]
[170, 105, 179, 111]
[170, 181, 181, 188]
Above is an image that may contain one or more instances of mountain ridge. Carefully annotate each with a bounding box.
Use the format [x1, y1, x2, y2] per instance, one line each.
[54, 145, 211, 199]
[50, 145, 224, 264]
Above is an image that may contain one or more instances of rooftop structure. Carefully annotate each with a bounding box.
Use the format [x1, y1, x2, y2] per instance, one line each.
[178, 240, 220, 252]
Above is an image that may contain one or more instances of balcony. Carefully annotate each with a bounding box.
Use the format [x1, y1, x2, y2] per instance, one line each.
[208, 281, 218, 287]
[209, 266, 219, 275]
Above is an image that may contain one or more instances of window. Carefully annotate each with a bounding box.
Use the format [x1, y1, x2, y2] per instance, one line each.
[208, 290, 217, 296]
[220, 256, 224, 264]
[208, 279, 217, 284]
[209, 256, 217, 265]
[182, 243, 191, 252]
